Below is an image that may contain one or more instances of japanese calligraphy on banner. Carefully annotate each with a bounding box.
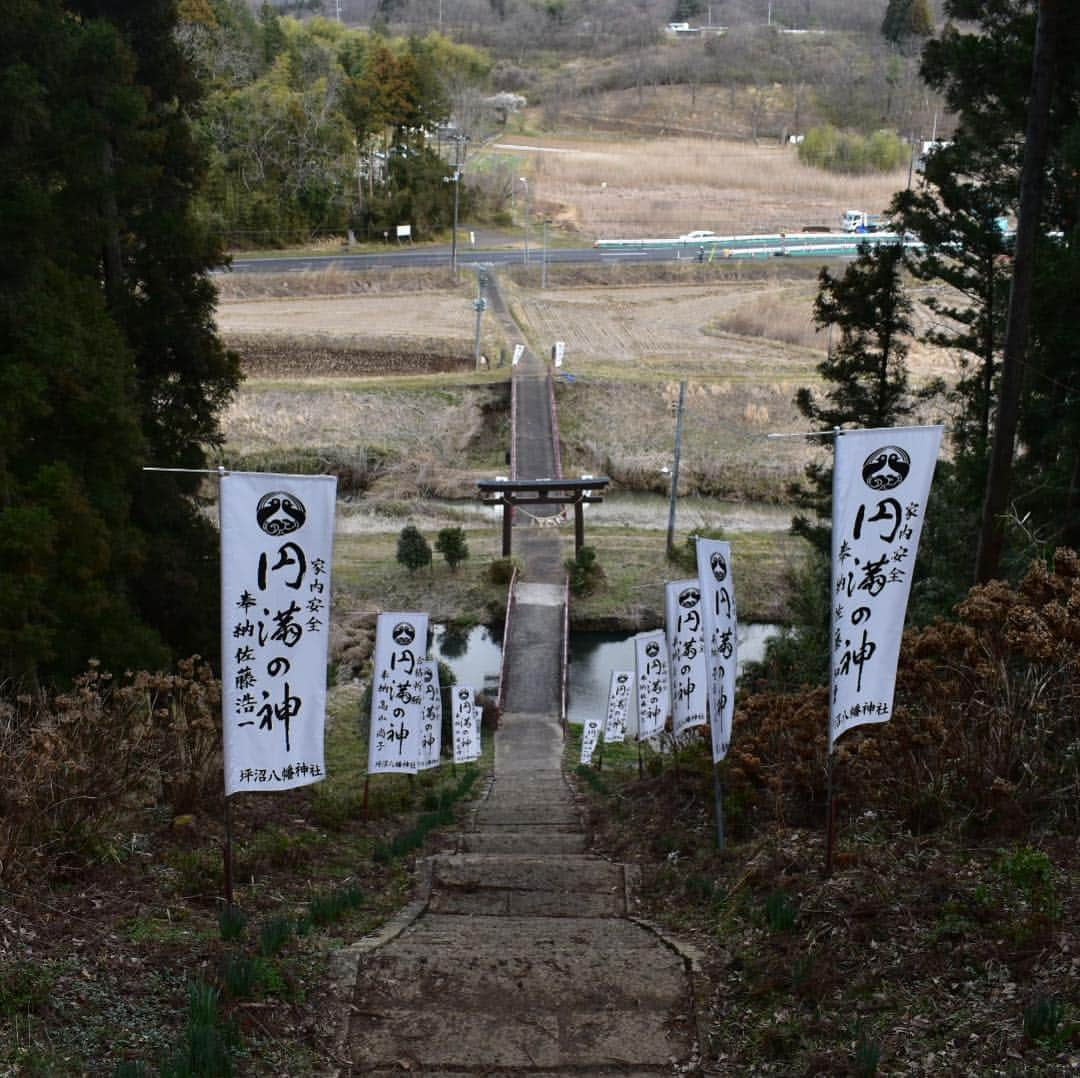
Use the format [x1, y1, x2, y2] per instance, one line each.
[580, 712, 602, 765]
[221, 472, 337, 796]
[417, 661, 443, 771]
[369, 612, 429, 773]
[830, 425, 943, 750]
[696, 538, 737, 763]
[665, 580, 708, 737]
[634, 630, 670, 741]
[604, 670, 633, 744]
[451, 685, 481, 764]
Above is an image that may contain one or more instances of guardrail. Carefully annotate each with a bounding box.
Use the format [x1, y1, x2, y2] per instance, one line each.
[560, 575, 570, 730]
[495, 564, 519, 724]
[593, 231, 924, 256]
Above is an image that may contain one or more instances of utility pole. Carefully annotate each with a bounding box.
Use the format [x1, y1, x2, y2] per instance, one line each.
[540, 219, 548, 289]
[666, 380, 687, 559]
[447, 134, 469, 279]
[520, 177, 529, 264]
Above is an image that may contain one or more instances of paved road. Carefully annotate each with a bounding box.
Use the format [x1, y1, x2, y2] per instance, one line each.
[333, 272, 704, 1075]
[225, 228, 892, 274]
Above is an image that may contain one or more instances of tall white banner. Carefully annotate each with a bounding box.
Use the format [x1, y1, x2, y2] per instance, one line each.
[369, 612, 429, 773]
[603, 670, 633, 744]
[451, 685, 481, 764]
[697, 538, 737, 763]
[221, 473, 337, 796]
[634, 630, 670, 741]
[830, 425, 943, 750]
[417, 660, 443, 771]
[665, 580, 708, 737]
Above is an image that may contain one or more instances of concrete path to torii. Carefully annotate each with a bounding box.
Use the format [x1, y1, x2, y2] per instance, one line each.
[330, 271, 706, 1075]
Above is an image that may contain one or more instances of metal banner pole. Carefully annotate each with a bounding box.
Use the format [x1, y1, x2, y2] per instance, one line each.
[713, 765, 725, 851]
[223, 794, 235, 908]
[825, 751, 837, 877]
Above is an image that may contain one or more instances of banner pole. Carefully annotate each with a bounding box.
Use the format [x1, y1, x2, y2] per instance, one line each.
[223, 793, 235, 907]
[713, 764, 725, 850]
[362, 775, 370, 820]
[825, 749, 837, 877]
[637, 740, 644, 778]
[824, 426, 841, 878]
[215, 466, 235, 912]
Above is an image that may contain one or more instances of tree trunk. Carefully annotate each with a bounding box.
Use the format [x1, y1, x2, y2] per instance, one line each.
[975, 0, 1061, 583]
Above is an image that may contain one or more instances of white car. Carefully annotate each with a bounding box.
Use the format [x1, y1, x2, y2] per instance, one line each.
[680, 230, 718, 243]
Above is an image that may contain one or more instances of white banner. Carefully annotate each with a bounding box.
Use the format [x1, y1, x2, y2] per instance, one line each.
[697, 538, 737, 763]
[417, 660, 442, 771]
[580, 712, 602, 765]
[603, 670, 633, 743]
[634, 630, 670, 741]
[451, 685, 481, 763]
[221, 473, 337, 795]
[666, 580, 708, 737]
[830, 425, 943, 750]
[369, 612, 429, 773]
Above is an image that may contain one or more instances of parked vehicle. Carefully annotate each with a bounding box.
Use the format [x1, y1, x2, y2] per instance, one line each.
[841, 210, 889, 233]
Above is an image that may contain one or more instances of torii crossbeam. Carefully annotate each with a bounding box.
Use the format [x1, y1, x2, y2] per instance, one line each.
[477, 476, 611, 557]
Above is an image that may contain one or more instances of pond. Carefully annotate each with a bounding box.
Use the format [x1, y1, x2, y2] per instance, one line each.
[430, 622, 780, 726]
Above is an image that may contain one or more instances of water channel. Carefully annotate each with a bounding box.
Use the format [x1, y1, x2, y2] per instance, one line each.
[431, 621, 779, 727]
[337, 491, 793, 535]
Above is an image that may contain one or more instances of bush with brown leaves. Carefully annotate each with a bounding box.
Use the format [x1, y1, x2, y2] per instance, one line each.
[0, 658, 222, 881]
[728, 549, 1079, 833]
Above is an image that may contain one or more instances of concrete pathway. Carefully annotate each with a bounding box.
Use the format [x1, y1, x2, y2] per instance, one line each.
[333, 274, 702, 1075]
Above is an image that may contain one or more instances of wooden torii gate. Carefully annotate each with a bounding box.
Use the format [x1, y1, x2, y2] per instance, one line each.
[477, 476, 611, 557]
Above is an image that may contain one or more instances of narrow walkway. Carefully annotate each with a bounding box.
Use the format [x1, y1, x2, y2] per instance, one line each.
[335, 274, 701, 1075]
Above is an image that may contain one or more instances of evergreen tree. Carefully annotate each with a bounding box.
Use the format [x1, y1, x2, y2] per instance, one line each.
[397, 525, 432, 573]
[434, 527, 469, 572]
[0, 0, 239, 682]
[791, 242, 940, 552]
[900, 1, 1080, 578]
[882, 0, 933, 44]
[892, 161, 1012, 470]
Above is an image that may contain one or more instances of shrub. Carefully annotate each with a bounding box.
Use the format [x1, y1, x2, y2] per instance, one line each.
[487, 557, 519, 586]
[799, 123, 907, 174]
[396, 524, 431, 573]
[435, 527, 469, 572]
[566, 545, 604, 595]
[217, 905, 247, 942]
[727, 549, 1079, 832]
[0, 658, 222, 882]
[258, 916, 294, 957]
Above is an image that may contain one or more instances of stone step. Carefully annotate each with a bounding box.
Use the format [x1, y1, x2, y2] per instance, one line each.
[431, 853, 621, 893]
[428, 853, 625, 916]
[459, 831, 586, 854]
[347, 1005, 691, 1072]
[474, 804, 581, 827]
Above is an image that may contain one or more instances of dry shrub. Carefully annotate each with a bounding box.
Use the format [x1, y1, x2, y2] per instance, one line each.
[710, 291, 821, 349]
[729, 550, 1079, 832]
[0, 658, 222, 881]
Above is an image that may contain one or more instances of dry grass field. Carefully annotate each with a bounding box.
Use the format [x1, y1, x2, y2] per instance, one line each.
[482, 131, 909, 238]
